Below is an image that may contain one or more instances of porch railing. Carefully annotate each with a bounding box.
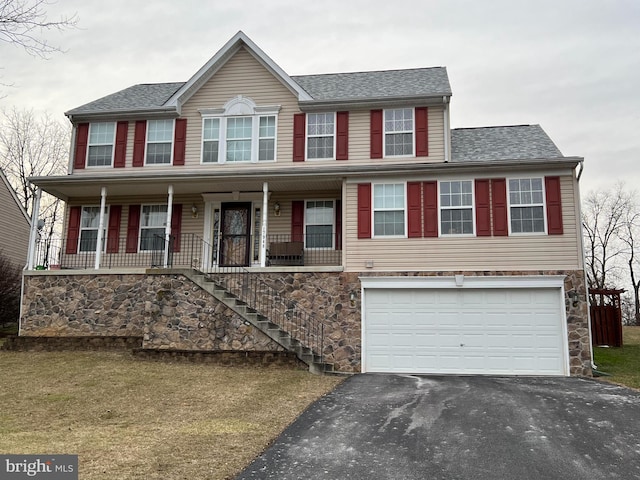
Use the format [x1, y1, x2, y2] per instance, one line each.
[30, 233, 342, 270]
[205, 265, 325, 363]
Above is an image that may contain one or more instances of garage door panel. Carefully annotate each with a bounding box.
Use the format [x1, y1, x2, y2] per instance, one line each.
[364, 287, 566, 375]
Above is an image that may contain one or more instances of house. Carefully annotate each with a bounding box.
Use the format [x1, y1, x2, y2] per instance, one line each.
[0, 167, 31, 268]
[20, 32, 590, 376]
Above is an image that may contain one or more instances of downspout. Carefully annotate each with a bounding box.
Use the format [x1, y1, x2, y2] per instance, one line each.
[68, 122, 77, 174]
[443, 96, 451, 163]
[575, 160, 596, 371]
[27, 188, 42, 270]
[164, 185, 174, 268]
[94, 187, 107, 270]
[260, 182, 269, 267]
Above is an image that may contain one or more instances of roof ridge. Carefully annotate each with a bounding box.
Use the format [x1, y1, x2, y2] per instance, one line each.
[292, 66, 446, 78]
[453, 124, 537, 131]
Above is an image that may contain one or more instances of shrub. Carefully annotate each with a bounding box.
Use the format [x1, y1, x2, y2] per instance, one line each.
[0, 251, 22, 325]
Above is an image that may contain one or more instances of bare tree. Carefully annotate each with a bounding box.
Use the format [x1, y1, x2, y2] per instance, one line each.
[619, 207, 640, 326]
[0, 108, 69, 264]
[0, 0, 78, 58]
[582, 184, 632, 290]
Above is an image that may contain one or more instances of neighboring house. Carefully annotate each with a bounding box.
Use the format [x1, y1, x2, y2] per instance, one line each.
[0, 167, 31, 268]
[20, 32, 590, 376]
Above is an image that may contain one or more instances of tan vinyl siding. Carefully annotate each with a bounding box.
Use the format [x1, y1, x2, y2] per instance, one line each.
[0, 176, 30, 267]
[181, 47, 299, 167]
[345, 175, 582, 272]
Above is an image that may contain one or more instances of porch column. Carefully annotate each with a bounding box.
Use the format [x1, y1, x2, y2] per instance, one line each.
[94, 187, 107, 270]
[260, 182, 269, 267]
[27, 188, 42, 270]
[164, 184, 174, 268]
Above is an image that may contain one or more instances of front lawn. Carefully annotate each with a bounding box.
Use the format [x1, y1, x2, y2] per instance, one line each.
[593, 326, 640, 390]
[0, 351, 342, 479]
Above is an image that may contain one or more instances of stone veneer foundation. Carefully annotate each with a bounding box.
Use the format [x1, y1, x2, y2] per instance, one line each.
[20, 269, 591, 375]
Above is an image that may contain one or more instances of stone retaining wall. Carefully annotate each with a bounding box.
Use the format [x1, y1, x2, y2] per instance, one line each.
[20, 269, 591, 375]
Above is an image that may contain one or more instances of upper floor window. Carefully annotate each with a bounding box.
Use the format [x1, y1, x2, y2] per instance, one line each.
[79, 206, 108, 252]
[373, 183, 405, 237]
[509, 178, 545, 233]
[307, 113, 334, 160]
[440, 180, 474, 235]
[87, 123, 115, 167]
[140, 204, 167, 251]
[305, 200, 334, 248]
[384, 108, 414, 157]
[146, 119, 174, 165]
[201, 96, 279, 164]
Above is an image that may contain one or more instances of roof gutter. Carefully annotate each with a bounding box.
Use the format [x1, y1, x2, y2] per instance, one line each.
[298, 94, 451, 112]
[65, 107, 179, 124]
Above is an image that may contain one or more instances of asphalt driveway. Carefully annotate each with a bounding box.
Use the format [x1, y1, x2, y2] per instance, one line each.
[236, 374, 640, 480]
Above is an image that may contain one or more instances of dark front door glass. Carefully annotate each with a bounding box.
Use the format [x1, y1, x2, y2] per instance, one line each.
[220, 203, 251, 266]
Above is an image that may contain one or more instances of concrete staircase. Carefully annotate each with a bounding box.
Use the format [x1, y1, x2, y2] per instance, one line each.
[184, 270, 333, 374]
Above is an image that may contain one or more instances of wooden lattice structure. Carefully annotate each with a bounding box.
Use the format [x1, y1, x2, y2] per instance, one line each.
[589, 288, 625, 347]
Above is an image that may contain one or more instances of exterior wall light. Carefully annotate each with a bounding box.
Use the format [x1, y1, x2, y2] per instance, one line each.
[274, 202, 281, 216]
[191, 204, 198, 218]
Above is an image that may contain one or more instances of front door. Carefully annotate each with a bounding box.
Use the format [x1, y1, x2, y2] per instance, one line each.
[219, 203, 252, 267]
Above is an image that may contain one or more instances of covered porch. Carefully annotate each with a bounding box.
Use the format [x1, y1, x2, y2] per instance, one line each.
[26, 171, 344, 272]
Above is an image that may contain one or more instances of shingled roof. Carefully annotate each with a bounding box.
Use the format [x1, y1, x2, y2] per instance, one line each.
[451, 125, 564, 162]
[292, 67, 451, 102]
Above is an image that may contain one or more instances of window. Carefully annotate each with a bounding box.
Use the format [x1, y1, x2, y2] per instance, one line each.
[440, 180, 474, 235]
[79, 206, 108, 252]
[384, 108, 414, 157]
[146, 119, 173, 164]
[87, 123, 115, 167]
[373, 184, 405, 236]
[509, 178, 545, 233]
[202, 118, 220, 163]
[201, 115, 276, 163]
[306, 201, 334, 248]
[140, 205, 167, 251]
[307, 113, 334, 159]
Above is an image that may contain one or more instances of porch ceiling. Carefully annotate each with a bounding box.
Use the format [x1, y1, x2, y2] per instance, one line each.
[28, 174, 343, 200]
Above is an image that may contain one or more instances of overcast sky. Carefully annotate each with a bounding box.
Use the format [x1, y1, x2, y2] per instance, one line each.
[1, 0, 638, 195]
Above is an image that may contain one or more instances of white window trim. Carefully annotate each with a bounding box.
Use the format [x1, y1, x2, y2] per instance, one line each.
[383, 108, 415, 158]
[438, 179, 476, 237]
[305, 112, 336, 161]
[371, 182, 407, 239]
[304, 199, 335, 249]
[139, 203, 168, 252]
[506, 176, 548, 236]
[200, 96, 280, 165]
[86, 122, 116, 168]
[144, 119, 175, 166]
[79, 205, 109, 253]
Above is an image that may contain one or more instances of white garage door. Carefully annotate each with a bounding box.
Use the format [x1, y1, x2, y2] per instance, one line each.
[363, 286, 567, 375]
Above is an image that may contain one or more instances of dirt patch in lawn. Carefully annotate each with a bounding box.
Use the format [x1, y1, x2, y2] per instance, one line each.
[0, 351, 343, 479]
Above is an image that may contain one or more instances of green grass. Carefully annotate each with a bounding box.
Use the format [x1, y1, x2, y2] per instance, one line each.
[593, 326, 640, 390]
[0, 351, 342, 479]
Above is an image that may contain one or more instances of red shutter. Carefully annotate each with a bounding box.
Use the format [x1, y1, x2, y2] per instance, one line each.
[475, 179, 491, 236]
[293, 113, 306, 162]
[423, 181, 438, 237]
[491, 178, 508, 236]
[335, 200, 342, 250]
[357, 183, 372, 239]
[126, 205, 141, 253]
[106, 205, 122, 253]
[415, 107, 429, 157]
[291, 201, 304, 241]
[407, 182, 423, 238]
[74, 124, 89, 170]
[336, 111, 349, 160]
[132, 121, 146, 167]
[171, 204, 182, 252]
[114, 122, 128, 168]
[545, 176, 564, 235]
[65, 206, 82, 254]
[370, 110, 383, 159]
[173, 119, 187, 166]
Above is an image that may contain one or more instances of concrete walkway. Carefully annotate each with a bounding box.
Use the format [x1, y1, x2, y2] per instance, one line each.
[236, 374, 640, 480]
